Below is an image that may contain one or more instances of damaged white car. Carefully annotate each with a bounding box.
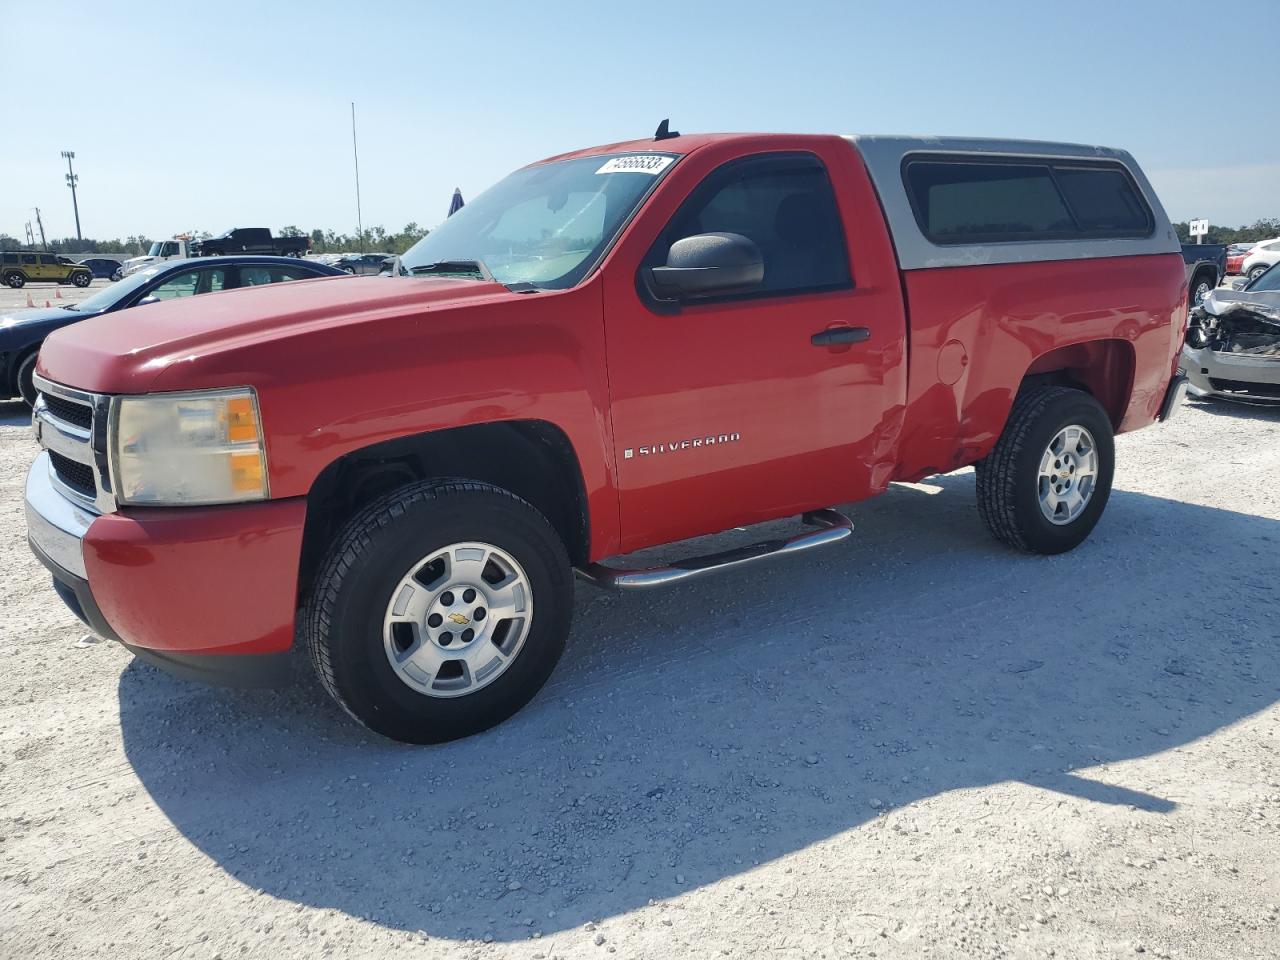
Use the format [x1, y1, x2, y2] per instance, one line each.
[1183, 262, 1280, 403]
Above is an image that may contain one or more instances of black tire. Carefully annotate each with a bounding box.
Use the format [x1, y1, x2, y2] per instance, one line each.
[302, 479, 573, 744]
[5, 272, 25, 289]
[975, 386, 1115, 554]
[72, 271, 91, 288]
[1190, 270, 1214, 306]
[1247, 264, 1269, 282]
[16, 351, 39, 407]
[111, 268, 123, 282]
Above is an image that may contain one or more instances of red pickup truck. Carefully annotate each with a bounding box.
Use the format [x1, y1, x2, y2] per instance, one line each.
[25, 129, 1189, 743]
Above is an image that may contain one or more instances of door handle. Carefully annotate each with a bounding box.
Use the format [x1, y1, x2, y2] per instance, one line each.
[810, 326, 870, 347]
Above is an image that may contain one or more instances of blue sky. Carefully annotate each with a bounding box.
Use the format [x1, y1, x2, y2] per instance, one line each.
[6, 0, 1275, 242]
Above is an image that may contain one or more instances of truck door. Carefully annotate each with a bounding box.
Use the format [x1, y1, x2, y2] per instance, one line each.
[602, 147, 908, 552]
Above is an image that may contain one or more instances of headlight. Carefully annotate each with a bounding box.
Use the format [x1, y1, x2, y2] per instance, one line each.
[112, 388, 269, 505]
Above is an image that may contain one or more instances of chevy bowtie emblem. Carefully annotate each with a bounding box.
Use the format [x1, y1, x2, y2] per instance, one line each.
[448, 613, 471, 626]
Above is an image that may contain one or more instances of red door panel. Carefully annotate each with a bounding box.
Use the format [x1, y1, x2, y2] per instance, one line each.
[599, 137, 908, 553]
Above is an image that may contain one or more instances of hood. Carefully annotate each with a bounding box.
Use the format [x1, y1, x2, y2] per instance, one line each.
[1202, 288, 1280, 325]
[37, 275, 516, 394]
[0, 305, 93, 346]
[123, 255, 155, 267]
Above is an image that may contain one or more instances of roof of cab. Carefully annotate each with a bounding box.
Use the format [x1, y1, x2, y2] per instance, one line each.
[534, 131, 1180, 270]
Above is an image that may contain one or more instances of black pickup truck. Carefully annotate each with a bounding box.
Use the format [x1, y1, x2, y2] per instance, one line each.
[195, 228, 310, 258]
[1182, 243, 1227, 307]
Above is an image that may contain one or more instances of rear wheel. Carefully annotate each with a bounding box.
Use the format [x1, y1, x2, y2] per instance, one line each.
[16, 352, 38, 407]
[302, 479, 572, 744]
[71, 271, 91, 288]
[976, 386, 1115, 554]
[1248, 263, 1270, 282]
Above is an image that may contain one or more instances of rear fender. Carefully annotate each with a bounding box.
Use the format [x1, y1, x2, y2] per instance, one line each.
[1024, 339, 1136, 430]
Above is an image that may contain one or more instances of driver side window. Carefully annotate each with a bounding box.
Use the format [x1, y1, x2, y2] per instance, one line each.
[653, 154, 852, 298]
[148, 268, 225, 300]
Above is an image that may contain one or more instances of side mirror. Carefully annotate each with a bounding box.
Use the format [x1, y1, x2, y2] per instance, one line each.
[137, 295, 159, 306]
[649, 232, 763, 299]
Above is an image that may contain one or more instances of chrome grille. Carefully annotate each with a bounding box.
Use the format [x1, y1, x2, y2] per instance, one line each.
[48, 451, 96, 498]
[31, 375, 117, 514]
[41, 393, 93, 430]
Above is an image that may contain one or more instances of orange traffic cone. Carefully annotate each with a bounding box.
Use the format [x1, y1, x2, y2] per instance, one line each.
[55, 289, 62, 299]
[25, 293, 34, 307]
[45, 300, 51, 308]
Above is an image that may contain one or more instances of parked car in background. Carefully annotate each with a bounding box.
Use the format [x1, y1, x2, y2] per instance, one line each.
[1241, 237, 1280, 283]
[0, 256, 345, 406]
[1180, 243, 1226, 306]
[121, 236, 198, 276]
[1183, 262, 1280, 402]
[333, 252, 394, 275]
[76, 258, 125, 281]
[1225, 243, 1255, 275]
[195, 228, 310, 258]
[1, 252, 93, 289]
[23, 131, 1188, 744]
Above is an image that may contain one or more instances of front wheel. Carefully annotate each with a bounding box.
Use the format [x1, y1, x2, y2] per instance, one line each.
[302, 480, 572, 744]
[5, 272, 25, 289]
[1248, 264, 1270, 282]
[1191, 273, 1213, 306]
[976, 386, 1115, 554]
[16, 352, 38, 407]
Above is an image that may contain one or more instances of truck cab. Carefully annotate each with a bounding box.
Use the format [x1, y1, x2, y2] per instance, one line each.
[25, 130, 1188, 745]
[120, 237, 195, 276]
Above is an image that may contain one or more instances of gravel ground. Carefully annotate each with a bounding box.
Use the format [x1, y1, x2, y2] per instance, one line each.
[0, 278, 111, 312]
[1, 396, 1278, 960]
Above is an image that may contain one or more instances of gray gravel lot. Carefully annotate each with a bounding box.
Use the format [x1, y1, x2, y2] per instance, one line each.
[0, 278, 112, 313]
[1, 396, 1278, 959]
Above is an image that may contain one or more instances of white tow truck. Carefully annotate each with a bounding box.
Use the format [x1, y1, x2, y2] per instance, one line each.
[120, 236, 198, 276]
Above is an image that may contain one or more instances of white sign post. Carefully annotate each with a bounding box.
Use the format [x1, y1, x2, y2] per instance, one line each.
[1189, 219, 1209, 244]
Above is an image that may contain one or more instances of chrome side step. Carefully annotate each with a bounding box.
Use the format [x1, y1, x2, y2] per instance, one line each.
[575, 509, 853, 589]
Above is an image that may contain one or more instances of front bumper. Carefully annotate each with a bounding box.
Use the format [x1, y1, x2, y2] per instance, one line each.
[1181, 344, 1280, 402]
[25, 452, 305, 686]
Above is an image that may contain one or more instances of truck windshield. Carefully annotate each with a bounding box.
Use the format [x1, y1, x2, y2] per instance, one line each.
[147, 242, 163, 257]
[398, 153, 678, 290]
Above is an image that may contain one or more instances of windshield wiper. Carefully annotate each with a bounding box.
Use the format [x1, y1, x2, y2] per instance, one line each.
[408, 260, 491, 280]
[405, 259, 543, 293]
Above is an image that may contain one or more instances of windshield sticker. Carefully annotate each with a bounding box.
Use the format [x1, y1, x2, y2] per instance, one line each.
[595, 155, 674, 176]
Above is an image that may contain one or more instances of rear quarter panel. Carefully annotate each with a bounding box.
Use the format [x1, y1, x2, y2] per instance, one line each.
[893, 252, 1186, 482]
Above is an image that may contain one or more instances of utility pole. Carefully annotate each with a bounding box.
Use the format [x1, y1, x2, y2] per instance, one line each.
[24, 221, 35, 246]
[61, 150, 82, 242]
[351, 103, 364, 255]
[33, 208, 48, 251]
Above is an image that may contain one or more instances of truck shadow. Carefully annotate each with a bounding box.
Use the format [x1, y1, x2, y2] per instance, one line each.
[117, 473, 1280, 943]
